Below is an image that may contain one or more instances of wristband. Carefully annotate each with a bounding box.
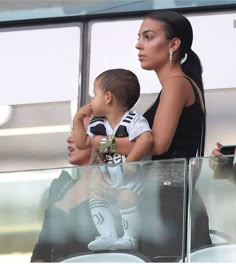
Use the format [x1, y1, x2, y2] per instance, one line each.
[99, 136, 109, 153]
[99, 135, 116, 154]
[108, 135, 116, 154]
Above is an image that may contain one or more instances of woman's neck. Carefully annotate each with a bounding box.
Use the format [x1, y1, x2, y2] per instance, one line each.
[156, 63, 184, 85]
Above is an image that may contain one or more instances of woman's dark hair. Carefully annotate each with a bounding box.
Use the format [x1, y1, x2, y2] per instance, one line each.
[146, 11, 206, 156]
[96, 68, 140, 110]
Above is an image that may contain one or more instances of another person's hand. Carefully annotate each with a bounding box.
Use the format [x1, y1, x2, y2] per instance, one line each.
[211, 142, 223, 156]
[209, 142, 233, 170]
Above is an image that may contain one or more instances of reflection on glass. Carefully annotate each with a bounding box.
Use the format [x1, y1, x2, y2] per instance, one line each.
[1, 159, 189, 262]
[188, 155, 236, 262]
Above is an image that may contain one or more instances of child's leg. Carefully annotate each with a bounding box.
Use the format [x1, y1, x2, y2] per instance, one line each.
[88, 198, 118, 250]
[119, 189, 141, 237]
[120, 205, 141, 238]
[113, 186, 142, 250]
[89, 198, 118, 238]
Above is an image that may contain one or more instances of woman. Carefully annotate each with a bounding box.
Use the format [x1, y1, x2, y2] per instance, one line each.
[129, 11, 209, 260]
[93, 11, 205, 161]
[137, 11, 206, 160]
[31, 133, 115, 262]
[134, 11, 209, 259]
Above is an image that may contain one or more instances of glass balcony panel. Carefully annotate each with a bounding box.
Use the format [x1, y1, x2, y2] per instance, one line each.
[0, 159, 187, 262]
[187, 155, 236, 262]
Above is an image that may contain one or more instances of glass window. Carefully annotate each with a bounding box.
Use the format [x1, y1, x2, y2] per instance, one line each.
[0, 1, 235, 21]
[89, 18, 160, 97]
[0, 25, 80, 105]
[88, 11, 236, 97]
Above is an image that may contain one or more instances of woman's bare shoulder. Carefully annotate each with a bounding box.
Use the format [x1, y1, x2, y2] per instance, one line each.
[163, 75, 189, 87]
[162, 75, 190, 96]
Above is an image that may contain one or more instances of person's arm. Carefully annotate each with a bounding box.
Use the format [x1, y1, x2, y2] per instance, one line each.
[93, 113, 152, 158]
[151, 77, 190, 155]
[93, 135, 135, 156]
[126, 131, 153, 162]
[122, 114, 153, 162]
[73, 104, 92, 149]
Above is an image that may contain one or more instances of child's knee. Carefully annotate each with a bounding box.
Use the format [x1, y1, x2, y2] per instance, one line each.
[118, 189, 138, 208]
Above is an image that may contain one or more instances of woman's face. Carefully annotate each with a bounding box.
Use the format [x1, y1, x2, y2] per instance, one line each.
[67, 133, 90, 165]
[90, 79, 107, 116]
[136, 18, 171, 71]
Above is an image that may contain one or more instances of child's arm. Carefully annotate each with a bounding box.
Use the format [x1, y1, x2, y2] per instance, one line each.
[73, 104, 93, 149]
[126, 131, 153, 162]
[93, 135, 135, 156]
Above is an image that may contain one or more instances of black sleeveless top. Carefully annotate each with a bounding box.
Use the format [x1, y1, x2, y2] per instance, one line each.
[143, 77, 205, 160]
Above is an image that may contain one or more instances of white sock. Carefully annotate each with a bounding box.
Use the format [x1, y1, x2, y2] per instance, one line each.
[89, 199, 118, 239]
[120, 206, 141, 239]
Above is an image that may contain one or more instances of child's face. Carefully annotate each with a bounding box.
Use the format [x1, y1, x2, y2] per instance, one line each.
[91, 80, 107, 116]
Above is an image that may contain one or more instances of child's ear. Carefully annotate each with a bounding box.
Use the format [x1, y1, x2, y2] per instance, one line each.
[106, 91, 112, 104]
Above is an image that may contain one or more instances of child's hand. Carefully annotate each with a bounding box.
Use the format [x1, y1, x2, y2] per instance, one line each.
[75, 104, 93, 121]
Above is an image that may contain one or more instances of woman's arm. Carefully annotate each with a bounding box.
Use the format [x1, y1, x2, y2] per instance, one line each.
[151, 78, 190, 155]
[126, 131, 153, 162]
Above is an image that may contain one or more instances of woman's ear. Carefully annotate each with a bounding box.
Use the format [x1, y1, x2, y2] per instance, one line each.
[170, 37, 181, 52]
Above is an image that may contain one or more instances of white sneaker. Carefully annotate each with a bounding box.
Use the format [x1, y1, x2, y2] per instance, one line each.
[88, 235, 117, 251]
[112, 235, 136, 250]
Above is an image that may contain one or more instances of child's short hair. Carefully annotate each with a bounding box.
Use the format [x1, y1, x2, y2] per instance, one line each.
[95, 68, 140, 110]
